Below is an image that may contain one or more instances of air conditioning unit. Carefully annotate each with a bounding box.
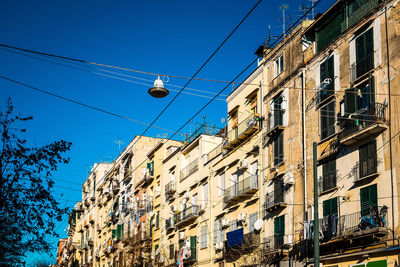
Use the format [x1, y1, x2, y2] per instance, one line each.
[246, 118, 257, 127]
[179, 232, 185, 240]
[285, 172, 294, 185]
[239, 159, 248, 170]
[222, 218, 230, 228]
[238, 212, 247, 222]
[184, 192, 190, 199]
[216, 241, 224, 250]
[285, 234, 293, 244]
[200, 203, 206, 212]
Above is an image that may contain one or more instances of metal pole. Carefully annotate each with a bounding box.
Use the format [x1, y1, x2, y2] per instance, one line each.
[313, 142, 320, 266]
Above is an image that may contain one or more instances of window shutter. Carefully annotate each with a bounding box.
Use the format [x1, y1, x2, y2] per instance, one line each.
[213, 221, 219, 244]
[345, 88, 357, 115]
[360, 184, 377, 216]
[190, 236, 197, 261]
[156, 211, 160, 228]
[112, 229, 116, 239]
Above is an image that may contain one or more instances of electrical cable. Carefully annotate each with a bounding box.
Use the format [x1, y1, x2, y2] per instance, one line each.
[0, 75, 184, 136]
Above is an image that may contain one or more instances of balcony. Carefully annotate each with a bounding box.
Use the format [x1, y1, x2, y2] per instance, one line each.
[180, 158, 198, 181]
[90, 191, 95, 202]
[184, 124, 220, 144]
[350, 53, 374, 82]
[123, 168, 133, 183]
[165, 181, 176, 200]
[353, 156, 380, 182]
[318, 172, 337, 194]
[133, 232, 150, 243]
[166, 217, 175, 231]
[84, 198, 90, 207]
[137, 170, 154, 188]
[224, 114, 261, 150]
[264, 190, 286, 212]
[339, 103, 388, 145]
[223, 174, 258, 203]
[341, 0, 381, 32]
[263, 234, 291, 255]
[266, 110, 285, 137]
[175, 205, 200, 227]
[112, 182, 120, 195]
[303, 206, 388, 244]
[203, 144, 222, 164]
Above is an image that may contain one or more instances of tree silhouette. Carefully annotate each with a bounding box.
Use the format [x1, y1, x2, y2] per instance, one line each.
[0, 99, 72, 265]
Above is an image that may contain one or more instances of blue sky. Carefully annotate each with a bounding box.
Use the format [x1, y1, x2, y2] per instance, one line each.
[0, 0, 334, 264]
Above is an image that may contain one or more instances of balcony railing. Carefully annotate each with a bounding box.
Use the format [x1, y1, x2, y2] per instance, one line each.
[184, 124, 221, 144]
[176, 205, 200, 226]
[339, 103, 387, 145]
[124, 168, 133, 182]
[224, 114, 261, 149]
[264, 189, 286, 212]
[263, 234, 291, 252]
[165, 181, 176, 199]
[350, 53, 374, 82]
[166, 217, 175, 230]
[223, 174, 258, 203]
[266, 110, 285, 136]
[318, 172, 337, 194]
[353, 156, 380, 182]
[302, 205, 388, 243]
[180, 158, 198, 181]
[203, 144, 222, 164]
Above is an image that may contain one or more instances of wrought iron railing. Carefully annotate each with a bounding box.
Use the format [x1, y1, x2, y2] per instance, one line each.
[350, 53, 374, 81]
[225, 114, 261, 148]
[318, 172, 337, 194]
[165, 181, 176, 198]
[267, 110, 284, 132]
[341, 0, 380, 31]
[223, 174, 258, 203]
[180, 159, 199, 181]
[166, 217, 175, 230]
[176, 205, 199, 223]
[339, 103, 387, 139]
[264, 189, 285, 211]
[185, 124, 221, 144]
[263, 234, 286, 251]
[203, 144, 222, 163]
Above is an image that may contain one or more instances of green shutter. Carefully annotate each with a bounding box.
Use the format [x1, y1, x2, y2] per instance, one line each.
[190, 236, 197, 261]
[112, 229, 116, 239]
[323, 197, 338, 217]
[367, 260, 387, 267]
[360, 184, 377, 216]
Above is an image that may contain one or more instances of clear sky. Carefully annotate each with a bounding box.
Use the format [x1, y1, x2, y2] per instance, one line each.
[0, 0, 334, 264]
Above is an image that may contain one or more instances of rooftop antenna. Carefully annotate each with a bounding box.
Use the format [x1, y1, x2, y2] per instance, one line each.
[300, 4, 309, 20]
[113, 139, 125, 155]
[309, 0, 315, 19]
[280, 4, 289, 35]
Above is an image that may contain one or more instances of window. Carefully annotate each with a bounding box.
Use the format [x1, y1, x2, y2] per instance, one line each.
[273, 177, 284, 204]
[359, 141, 377, 178]
[320, 101, 336, 140]
[248, 212, 258, 232]
[127, 221, 130, 237]
[230, 220, 238, 231]
[273, 132, 284, 166]
[156, 211, 160, 229]
[274, 54, 284, 77]
[272, 94, 284, 128]
[274, 215, 285, 247]
[200, 225, 207, 249]
[190, 236, 197, 260]
[169, 244, 174, 259]
[155, 244, 159, 254]
[202, 183, 208, 206]
[321, 159, 336, 192]
[213, 220, 219, 244]
[360, 184, 377, 216]
[345, 77, 375, 115]
[319, 55, 335, 103]
[355, 28, 374, 78]
[323, 197, 338, 217]
[218, 173, 225, 196]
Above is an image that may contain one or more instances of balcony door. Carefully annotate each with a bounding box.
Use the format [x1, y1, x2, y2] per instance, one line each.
[274, 215, 285, 248]
[249, 161, 258, 188]
[231, 172, 238, 197]
[274, 178, 284, 204]
[359, 141, 377, 178]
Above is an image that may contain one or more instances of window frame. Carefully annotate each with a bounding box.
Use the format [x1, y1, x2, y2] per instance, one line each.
[320, 100, 336, 140]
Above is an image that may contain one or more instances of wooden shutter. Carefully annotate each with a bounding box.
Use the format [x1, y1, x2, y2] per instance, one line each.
[345, 88, 357, 115]
[274, 178, 284, 203]
[156, 211, 160, 228]
[367, 260, 387, 267]
[323, 197, 338, 217]
[190, 236, 197, 261]
[360, 184, 377, 216]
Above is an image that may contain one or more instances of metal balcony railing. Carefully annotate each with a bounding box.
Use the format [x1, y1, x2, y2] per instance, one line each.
[302, 205, 388, 243]
[166, 217, 175, 230]
[318, 172, 337, 194]
[165, 181, 176, 197]
[263, 234, 288, 251]
[180, 158, 198, 181]
[176, 205, 199, 225]
[225, 114, 261, 149]
[223, 174, 258, 203]
[184, 124, 221, 144]
[264, 189, 286, 211]
[341, 0, 380, 32]
[203, 144, 222, 164]
[266, 110, 285, 135]
[339, 103, 387, 141]
[350, 53, 374, 81]
[353, 156, 380, 182]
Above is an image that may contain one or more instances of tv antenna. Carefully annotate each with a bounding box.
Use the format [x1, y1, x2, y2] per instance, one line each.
[309, 0, 316, 19]
[280, 4, 289, 35]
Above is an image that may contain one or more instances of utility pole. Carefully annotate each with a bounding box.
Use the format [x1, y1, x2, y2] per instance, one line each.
[313, 142, 320, 266]
[280, 5, 288, 35]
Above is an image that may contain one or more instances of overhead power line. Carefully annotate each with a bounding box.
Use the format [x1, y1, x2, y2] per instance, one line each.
[0, 75, 184, 136]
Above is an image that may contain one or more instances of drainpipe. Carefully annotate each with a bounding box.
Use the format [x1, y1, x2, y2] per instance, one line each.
[385, 6, 395, 247]
[260, 59, 266, 218]
[301, 70, 307, 220]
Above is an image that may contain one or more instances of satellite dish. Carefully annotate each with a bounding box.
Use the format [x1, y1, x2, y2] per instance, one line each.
[254, 219, 263, 231]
